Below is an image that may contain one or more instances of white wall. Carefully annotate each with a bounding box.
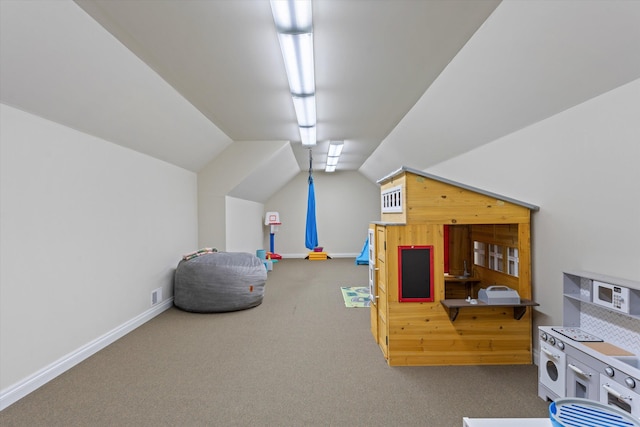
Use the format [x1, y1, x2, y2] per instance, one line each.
[264, 171, 380, 257]
[225, 196, 264, 254]
[427, 79, 640, 329]
[0, 105, 197, 397]
[197, 140, 294, 250]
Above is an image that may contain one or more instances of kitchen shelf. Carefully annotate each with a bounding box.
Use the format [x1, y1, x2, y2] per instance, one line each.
[440, 298, 539, 322]
[562, 271, 640, 325]
[563, 293, 591, 304]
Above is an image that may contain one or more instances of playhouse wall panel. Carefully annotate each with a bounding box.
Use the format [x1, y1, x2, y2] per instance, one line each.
[403, 176, 530, 224]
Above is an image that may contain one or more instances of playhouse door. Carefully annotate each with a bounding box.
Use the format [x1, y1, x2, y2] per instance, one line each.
[375, 226, 389, 359]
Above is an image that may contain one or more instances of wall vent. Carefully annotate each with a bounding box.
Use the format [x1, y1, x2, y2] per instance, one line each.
[151, 288, 162, 306]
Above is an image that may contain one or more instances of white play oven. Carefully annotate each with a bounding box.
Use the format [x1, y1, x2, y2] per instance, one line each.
[538, 271, 640, 419]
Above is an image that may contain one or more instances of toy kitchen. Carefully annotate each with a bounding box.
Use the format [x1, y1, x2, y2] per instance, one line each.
[538, 270, 640, 419]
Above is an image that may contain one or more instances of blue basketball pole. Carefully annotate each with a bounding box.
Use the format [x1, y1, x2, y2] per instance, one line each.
[270, 232, 275, 253]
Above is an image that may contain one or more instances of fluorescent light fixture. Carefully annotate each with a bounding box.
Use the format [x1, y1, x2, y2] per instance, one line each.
[271, 0, 317, 146]
[325, 140, 343, 172]
[300, 126, 316, 146]
[271, 0, 312, 33]
[277, 33, 315, 95]
[327, 141, 343, 157]
[292, 94, 316, 127]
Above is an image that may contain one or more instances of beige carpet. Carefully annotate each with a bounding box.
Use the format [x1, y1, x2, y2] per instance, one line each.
[0, 258, 550, 426]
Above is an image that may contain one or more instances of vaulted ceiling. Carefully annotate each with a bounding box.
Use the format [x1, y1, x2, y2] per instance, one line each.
[2, 1, 639, 192]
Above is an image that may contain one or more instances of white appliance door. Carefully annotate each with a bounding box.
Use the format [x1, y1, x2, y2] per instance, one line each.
[540, 344, 566, 397]
[566, 357, 599, 401]
[599, 374, 640, 417]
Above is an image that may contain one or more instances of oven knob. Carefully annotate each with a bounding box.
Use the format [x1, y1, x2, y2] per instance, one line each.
[541, 332, 547, 341]
[625, 377, 636, 389]
[548, 336, 556, 345]
[557, 341, 565, 350]
[605, 366, 615, 377]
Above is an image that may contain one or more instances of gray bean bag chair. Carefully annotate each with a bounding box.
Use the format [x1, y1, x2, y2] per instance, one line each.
[174, 252, 267, 313]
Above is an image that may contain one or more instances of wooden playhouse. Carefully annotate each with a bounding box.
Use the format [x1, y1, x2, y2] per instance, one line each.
[369, 167, 539, 366]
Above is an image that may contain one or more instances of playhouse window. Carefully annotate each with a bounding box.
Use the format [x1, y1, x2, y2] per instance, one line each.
[473, 241, 486, 267]
[507, 247, 519, 277]
[381, 185, 403, 213]
[488, 244, 503, 272]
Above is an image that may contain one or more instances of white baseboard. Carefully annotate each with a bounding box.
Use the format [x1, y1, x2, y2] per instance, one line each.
[279, 252, 359, 259]
[0, 298, 174, 411]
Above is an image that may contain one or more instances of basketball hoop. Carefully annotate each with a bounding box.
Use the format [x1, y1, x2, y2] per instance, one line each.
[270, 222, 281, 233]
[264, 212, 282, 257]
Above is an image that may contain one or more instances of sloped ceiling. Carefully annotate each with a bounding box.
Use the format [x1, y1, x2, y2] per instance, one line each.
[359, 0, 640, 181]
[0, 0, 232, 172]
[228, 142, 300, 204]
[2, 0, 640, 193]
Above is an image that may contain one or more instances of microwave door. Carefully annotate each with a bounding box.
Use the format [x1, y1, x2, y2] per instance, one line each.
[598, 286, 613, 303]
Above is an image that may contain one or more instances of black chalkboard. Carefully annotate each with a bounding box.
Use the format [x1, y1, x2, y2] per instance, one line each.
[398, 246, 434, 302]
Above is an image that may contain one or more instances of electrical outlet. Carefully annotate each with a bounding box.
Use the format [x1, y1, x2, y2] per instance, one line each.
[151, 288, 162, 306]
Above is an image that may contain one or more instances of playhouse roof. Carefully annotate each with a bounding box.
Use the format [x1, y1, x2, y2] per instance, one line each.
[377, 166, 540, 212]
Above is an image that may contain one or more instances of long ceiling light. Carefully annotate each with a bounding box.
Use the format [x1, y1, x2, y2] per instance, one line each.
[271, 0, 317, 146]
[292, 94, 316, 127]
[277, 33, 315, 96]
[299, 126, 316, 147]
[325, 140, 343, 173]
[271, 0, 312, 32]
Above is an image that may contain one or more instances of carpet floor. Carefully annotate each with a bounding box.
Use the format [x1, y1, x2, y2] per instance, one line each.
[0, 258, 550, 426]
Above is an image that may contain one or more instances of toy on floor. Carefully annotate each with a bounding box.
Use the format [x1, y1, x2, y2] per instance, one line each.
[264, 211, 282, 260]
[355, 239, 368, 265]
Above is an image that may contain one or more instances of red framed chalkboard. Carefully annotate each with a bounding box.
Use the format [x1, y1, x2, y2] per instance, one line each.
[398, 245, 434, 302]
